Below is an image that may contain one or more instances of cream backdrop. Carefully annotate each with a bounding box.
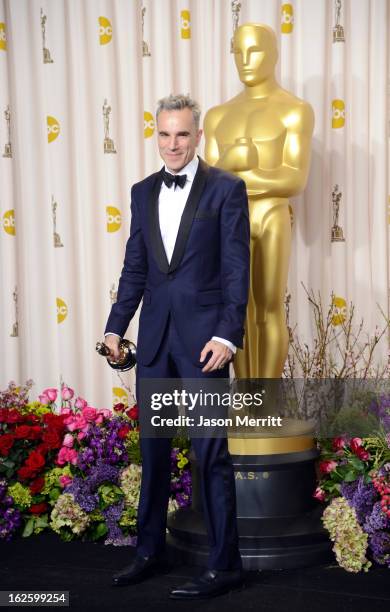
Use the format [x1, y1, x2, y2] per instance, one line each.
[0, 0, 388, 408]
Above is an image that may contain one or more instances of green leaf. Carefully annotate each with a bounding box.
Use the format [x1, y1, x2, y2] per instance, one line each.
[36, 516, 49, 529]
[89, 522, 108, 541]
[344, 471, 358, 482]
[49, 488, 61, 501]
[22, 518, 34, 537]
[348, 456, 364, 470]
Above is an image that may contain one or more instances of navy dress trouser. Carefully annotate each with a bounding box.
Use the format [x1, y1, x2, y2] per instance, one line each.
[135, 314, 242, 571]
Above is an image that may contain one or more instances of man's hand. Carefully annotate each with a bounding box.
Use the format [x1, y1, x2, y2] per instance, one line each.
[200, 340, 232, 373]
[104, 334, 121, 361]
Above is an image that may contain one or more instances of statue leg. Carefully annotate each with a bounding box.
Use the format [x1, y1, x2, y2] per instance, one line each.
[234, 218, 260, 379]
[254, 204, 291, 378]
[234, 202, 291, 379]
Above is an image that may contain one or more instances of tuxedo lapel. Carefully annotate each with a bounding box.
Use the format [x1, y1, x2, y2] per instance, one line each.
[169, 157, 209, 273]
[148, 170, 169, 274]
[147, 157, 209, 275]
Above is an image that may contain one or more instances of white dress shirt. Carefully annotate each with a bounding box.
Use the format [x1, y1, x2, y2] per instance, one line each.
[106, 155, 236, 354]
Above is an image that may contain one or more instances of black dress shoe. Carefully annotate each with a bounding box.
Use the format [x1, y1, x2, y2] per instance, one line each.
[112, 555, 163, 586]
[169, 568, 244, 599]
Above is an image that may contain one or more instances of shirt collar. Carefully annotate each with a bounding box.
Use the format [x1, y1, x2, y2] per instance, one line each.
[164, 155, 199, 183]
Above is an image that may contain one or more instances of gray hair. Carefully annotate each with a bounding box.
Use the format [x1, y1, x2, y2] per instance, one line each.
[156, 94, 201, 129]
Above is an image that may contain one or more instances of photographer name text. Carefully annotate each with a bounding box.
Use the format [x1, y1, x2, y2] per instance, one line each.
[150, 415, 283, 428]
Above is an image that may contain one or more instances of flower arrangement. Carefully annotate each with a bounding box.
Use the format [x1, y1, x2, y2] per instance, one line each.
[0, 381, 191, 545]
[315, 396, 390, 571]
[282, 289, 390, 571]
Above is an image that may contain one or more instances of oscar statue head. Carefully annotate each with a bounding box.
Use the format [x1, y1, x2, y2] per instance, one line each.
[233, 23, 278, 86]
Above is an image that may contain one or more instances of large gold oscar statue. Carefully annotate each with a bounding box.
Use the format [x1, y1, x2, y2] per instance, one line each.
[168, 24, 331, 570]
[204, 23, 314, 381]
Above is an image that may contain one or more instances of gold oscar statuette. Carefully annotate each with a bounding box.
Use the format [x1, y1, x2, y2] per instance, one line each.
[52, 196, 64, 247]
[204, 22, 315, 451]
[96, 339, 137, 372]
[10, 286, 18, 337]
[109, 284, 118, 305]
[41, 8, 54, 63]
[2, 105, 12, 158]
[103, 99, 117, 154]
[205, 22, 314, 382]
[141, 6, 151, 57]
[333, 0, 345, 43]
[331, 184, 345, 242]
[230, 1, 242, 53]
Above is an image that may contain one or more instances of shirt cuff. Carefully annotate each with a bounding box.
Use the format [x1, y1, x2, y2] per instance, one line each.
[212, 336, 236, 354]
[104, 332, 121, 339]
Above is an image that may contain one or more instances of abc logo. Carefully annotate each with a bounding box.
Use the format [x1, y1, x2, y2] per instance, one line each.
[112, 387, 128, 407]
[181, 10, 191, 39]
[99, 16, 112, 45]
[144, 111, 155, 138]
[0, 23, 6, 50]
[331, 296, 347, 326]
[56, 297, 68, 324]
[281, 4, 294, 33]
[3, 209, 15, 235]
[106, 206, 122, 232]
[332, 99, 345, 128]
[47, 116, 60, 143]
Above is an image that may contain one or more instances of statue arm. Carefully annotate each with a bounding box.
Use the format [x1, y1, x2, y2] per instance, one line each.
[203, 108, 222, 166]
[237, 104, 314, 197]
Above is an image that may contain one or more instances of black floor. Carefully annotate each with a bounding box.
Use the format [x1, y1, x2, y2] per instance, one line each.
[1, 533, 390, 612]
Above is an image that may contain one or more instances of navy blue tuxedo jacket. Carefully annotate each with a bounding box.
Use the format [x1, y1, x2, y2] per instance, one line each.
[104, 157, 250, 367]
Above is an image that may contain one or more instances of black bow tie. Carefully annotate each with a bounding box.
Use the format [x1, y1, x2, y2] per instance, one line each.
[162, 170, 187, 190]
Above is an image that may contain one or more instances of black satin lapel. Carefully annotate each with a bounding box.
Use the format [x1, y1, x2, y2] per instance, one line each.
[148, 170, 169, 274]
[169, 158, 209, 273]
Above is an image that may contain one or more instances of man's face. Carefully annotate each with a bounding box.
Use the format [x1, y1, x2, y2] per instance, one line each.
[157, 108, 202, 173]
[234, 26, 277, 86]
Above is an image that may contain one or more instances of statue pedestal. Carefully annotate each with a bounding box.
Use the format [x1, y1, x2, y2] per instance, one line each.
[167, 439, 333, 569]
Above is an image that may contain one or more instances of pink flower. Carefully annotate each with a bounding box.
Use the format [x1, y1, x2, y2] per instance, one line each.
[60, 407, 72, 416]
[64, 415, 88, 432]
[62, 433, 74, 448]
[43, 388, 58, 402]
[82, 407, 98, 422]
[350, 437, 363, 453]
[313, 487, 326, 502]
[74, 396, 88, 410]
[61, 386, 74, 401]
[56, 446, 78, 466]
[113, 403, 126, 413]
[97, 408, 111, 418]
[38, 393, 50, 405]
[355, 447, 370, 461]
[59, 475, 73, 488]
[332, 437, 346, 451]
[77, 431, 86, 441]
[319, 460, 338, 474]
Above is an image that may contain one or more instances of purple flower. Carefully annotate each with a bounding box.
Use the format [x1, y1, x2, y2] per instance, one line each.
[0, 480, 22, 541]
[102, 500, 125, 542]
[368, 396, 390, 432]
[341, 476, 376, 524]
[65, 460, 120, 512]
[78, 419, 129, 469]
[369, 531, 390, 566]
[364, 502, 390, 535]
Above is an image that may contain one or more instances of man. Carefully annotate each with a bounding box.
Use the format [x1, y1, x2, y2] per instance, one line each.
[104, 94, 250, 599]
